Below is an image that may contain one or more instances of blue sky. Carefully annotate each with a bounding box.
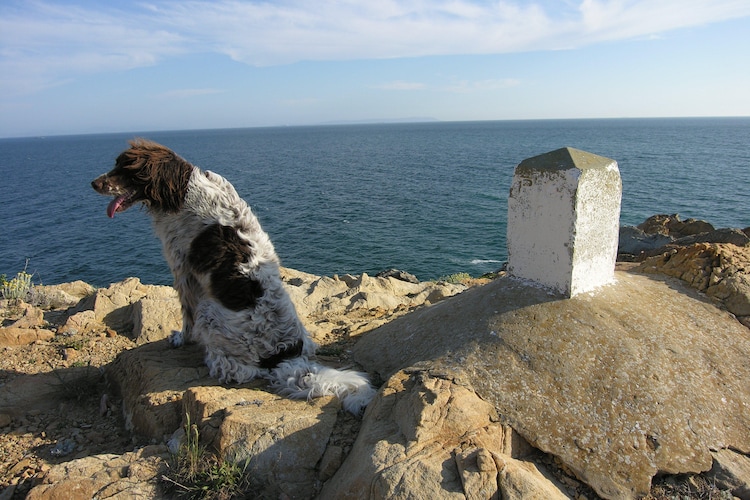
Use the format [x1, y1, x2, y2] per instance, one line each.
[1, 0, 749, 138]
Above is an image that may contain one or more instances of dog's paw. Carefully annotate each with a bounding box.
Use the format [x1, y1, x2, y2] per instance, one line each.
[169, 330, 185, 347]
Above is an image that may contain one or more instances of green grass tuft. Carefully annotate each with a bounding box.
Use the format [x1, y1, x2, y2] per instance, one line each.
[437, 272, 473, 284]
[162, 414, 252, 499]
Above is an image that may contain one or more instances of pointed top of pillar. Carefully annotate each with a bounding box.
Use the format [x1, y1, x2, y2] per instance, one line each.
[516, 147, 616, 174]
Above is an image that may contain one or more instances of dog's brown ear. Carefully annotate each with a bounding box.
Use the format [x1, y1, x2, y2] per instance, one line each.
[119, 139, 193, 213]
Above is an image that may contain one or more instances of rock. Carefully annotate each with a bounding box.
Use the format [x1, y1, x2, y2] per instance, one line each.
[321, 369, 565, 499]
[26, 259, 750, 498]
[636, 243, 750, 316]
[318, 445, 344, 481]
[455, 447, 499, 499]
[56, 278, 179, 339]
[619, 216, 748, 261]
[8, 302, 45, 329]
[707, 448, 750, 500]
[71, 278, 176, 336]
[673, 227, 750, 247]
[618, 226, 672, 256]
[109, 345, 344, 497]
[31, 281, 95, 310]
[61, 347, 78, 363]
[0, 484, 16, 500]
[0, 327, 54, 346]
[26, 445, 169, 499]
[132, 296, 181, 344]
[280, 267, 466, 340]
[54, 280, 96, 298]
[106, 262, 562, 499]
[497, 455, 571, 500]
[351, 270, 750, 499]
[8, 457, 34, 476]
[376, 268, 420, 283]
[107, 328, 369, 497]
[59, 309, 103, 335]
[105, 340, 211, 439]
[62, 269, 461, 346]
[105, 268, 467, 440]
[0, 365, 102, 417]
[7, 256, 750, 499]
[183, 386, 339, 499]
[637, 213, 714, 238]
[49, 438, 76, 457]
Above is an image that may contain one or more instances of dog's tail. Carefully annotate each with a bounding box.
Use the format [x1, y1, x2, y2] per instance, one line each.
[266, 357, 377, 415]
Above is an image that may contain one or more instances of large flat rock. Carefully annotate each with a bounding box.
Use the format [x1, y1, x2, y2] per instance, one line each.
[106, 339, 215, 439]
[352, 270, 750, 499]
[321, 368, 569, 500]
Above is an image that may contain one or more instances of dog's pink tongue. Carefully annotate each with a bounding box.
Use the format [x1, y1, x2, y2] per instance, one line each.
[107, 195, 127, 218]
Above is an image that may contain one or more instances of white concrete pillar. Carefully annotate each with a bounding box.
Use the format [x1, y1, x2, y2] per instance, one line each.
[507, 147, 622, 297]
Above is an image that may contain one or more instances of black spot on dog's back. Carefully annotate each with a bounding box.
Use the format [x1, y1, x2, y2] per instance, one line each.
[189, 224, 232, 272]
[189, 223, 264, 311]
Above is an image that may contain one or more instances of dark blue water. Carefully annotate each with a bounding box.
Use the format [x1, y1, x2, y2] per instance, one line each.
[1, 118, 748, 287]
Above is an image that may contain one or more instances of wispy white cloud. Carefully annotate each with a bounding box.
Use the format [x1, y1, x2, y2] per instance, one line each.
[575, 0, 750, 38]
[0, 1, 184, 95]
[1, 0, 749, 95]
[158, 0, 750, 62]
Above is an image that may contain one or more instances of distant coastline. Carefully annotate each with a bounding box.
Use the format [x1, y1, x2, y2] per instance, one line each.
[4, 115, 750, 140]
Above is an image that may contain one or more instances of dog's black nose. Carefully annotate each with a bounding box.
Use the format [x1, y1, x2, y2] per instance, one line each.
[91, 175, 107, 192]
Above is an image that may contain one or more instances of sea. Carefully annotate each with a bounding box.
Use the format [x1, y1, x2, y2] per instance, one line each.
[1, 117, 748, 288]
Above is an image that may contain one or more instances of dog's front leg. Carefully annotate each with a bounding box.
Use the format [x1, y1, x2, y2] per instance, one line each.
[169, 301, 196, 347]
[169, 330, 184, 347]
[170, 273, 201, 347]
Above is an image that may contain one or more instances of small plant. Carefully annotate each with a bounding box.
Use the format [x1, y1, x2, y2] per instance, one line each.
[478, 270, 503, 280]
[646, 473, 733, 499]
[1, 260, 35, 301]
[59, 337, 88, 351]
[316, 345, 344, 357]
[47, 361, 103, 402]
[162, 413, 251, 499]
[438, 272, 472, 284]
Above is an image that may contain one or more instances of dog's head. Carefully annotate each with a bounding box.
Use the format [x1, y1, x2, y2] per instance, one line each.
[91, 138, 193, 217]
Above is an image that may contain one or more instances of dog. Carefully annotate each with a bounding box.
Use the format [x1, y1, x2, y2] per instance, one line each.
[91, 138, 375, 414]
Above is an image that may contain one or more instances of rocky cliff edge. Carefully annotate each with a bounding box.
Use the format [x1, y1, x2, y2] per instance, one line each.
[2, 220, 750, 499]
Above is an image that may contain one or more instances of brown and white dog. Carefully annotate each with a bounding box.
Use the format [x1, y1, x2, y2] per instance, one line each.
[92, 139, 375, 414]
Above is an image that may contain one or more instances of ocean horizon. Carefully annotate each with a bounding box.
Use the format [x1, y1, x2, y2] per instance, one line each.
[1, 117, 748, 288]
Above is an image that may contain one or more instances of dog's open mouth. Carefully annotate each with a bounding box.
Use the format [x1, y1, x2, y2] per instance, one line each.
[107, 191, 137, 218]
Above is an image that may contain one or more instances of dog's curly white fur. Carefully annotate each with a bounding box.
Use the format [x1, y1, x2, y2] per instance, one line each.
[92, 138, 375, 414]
